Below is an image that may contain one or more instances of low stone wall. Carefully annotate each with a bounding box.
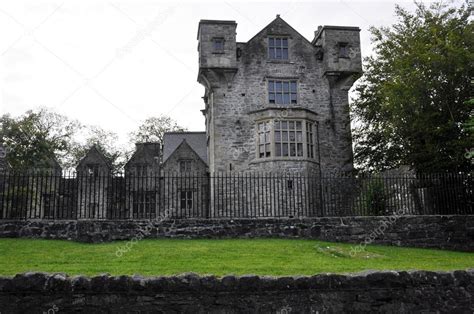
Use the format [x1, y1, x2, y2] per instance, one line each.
[0, 215, 473, 251]
[0, 271, 472, 313]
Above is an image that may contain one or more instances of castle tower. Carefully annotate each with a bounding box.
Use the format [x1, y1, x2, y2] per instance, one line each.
[312, 25, 362, 172]
[197, 20, 238, 172]
[197, 16, 362, 175]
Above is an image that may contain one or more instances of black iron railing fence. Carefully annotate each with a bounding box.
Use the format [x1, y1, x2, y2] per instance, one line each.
[0, 171, 471, 219]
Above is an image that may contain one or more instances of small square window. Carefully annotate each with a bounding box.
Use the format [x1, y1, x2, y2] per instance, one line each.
[179, 160, 192, 172]
[338, 43, 349, 58]
[213, 38, 224, 52]
[287, 180, 293, 190]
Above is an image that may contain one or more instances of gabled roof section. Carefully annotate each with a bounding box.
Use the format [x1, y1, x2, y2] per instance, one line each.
[28, 152, 62, 171]
[76, 145, 111, 170]
[162, 132, 207, 165]
[125, 142, 160, 168]
[162, 139, 208, 169]
[245, 15, 314, 47]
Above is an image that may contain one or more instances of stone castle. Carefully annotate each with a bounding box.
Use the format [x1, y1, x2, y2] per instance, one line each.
[197, 16, 362, 174]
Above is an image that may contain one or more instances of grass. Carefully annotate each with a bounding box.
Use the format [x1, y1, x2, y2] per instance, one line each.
[0, 238, 472, 277]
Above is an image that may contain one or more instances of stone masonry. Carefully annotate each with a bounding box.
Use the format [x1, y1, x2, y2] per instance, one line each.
[198, 16, 362, 174]
[0, 270, 472, 313]
[0, 215, 472, 251]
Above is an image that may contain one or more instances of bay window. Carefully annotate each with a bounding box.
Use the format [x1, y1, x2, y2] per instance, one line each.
[275, 120, 303, 157]
[256, 119, 317, 160]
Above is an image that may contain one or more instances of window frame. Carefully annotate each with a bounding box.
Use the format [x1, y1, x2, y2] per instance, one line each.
[256, 119, 317, 160]
[179, 159, 192, 173]
[274, 120, 303, 158]
[306, 122, 315, 159]
[257, 121, 272, 158]
[212, 37, 225, 53]
[267, 79, 298, 105]
[132, 190, 156, 218]
[287, 180, 293, 190]
[180, 190, 193, 210]
[338, 42, 350, 59]
[268, 36, 289, 60]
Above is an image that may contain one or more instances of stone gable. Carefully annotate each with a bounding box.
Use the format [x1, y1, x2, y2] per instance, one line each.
[76, 146, 111, 174]
[162, 140, 208, 173]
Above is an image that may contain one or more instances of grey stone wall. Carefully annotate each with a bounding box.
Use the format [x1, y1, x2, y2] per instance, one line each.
[0, 215, 472, 251]
[0, 270, 472, 313]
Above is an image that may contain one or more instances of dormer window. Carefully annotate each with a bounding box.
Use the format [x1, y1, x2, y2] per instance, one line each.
[338, 42, 349, 58]
[268, 37, 288, 60]
[213, 38, 224, 52]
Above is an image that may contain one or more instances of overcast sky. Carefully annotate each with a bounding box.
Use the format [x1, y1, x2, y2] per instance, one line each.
[0, 0, 454, 146]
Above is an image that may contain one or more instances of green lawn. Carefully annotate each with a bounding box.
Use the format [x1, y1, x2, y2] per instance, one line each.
[0, 238, 472, 276]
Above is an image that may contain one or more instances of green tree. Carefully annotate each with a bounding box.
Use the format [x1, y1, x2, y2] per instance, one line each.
[129, 115, 186, 145]
[351, 2, 473, 173]
[68, 126, 124, 174]
[0, 108, 80, 171]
